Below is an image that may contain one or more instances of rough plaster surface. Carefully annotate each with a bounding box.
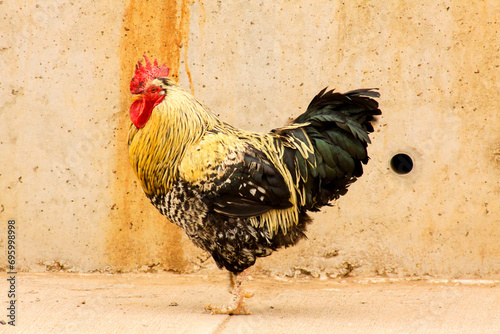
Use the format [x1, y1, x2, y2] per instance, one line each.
[1, 1, 499, 277]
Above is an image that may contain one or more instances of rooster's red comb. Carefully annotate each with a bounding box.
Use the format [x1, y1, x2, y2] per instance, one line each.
[130, 55, 170, 94]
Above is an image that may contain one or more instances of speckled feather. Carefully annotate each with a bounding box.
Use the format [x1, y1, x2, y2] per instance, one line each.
[128, 78, 380, 274]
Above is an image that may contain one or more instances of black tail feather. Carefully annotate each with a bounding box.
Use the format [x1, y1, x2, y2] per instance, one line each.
[277, 88, 381, 211]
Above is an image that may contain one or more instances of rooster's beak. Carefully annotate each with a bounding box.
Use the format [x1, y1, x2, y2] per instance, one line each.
[131, 94, 142, 102]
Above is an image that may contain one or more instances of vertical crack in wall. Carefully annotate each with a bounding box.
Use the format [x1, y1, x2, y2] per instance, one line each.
[107, 0, 192, 272]
[180, 1, 194, 94]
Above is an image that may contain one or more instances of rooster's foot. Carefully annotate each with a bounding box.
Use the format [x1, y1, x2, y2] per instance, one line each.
[206, 269, 253, 315]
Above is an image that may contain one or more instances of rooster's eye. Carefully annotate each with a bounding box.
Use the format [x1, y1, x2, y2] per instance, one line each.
[151, 88, 157, 93]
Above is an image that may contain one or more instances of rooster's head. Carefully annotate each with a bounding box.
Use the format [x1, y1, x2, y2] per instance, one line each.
[129, 55, 170, 128]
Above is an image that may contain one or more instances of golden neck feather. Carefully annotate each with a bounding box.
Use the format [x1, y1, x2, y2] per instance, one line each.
[128, 85, 219, 196]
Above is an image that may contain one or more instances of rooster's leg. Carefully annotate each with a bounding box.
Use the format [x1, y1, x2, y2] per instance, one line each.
[228, 271, 236, 292]
[205, 269, 253, 315]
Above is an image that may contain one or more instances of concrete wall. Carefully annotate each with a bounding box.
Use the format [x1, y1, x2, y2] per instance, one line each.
[1, 0, 499, 278]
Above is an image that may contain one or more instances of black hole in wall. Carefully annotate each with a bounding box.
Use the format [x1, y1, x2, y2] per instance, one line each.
[390, 153, 413, 174]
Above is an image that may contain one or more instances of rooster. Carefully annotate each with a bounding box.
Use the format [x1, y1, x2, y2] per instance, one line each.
[127, 56, 381, 314]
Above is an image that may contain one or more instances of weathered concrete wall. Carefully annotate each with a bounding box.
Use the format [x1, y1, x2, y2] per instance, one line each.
[1, 0, 499, 278]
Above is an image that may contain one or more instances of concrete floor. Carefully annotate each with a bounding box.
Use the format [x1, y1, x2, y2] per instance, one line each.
[2, 272, 499, 333]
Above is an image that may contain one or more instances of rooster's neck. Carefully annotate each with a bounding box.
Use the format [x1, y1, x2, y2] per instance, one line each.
[128, 89, 219, 196]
